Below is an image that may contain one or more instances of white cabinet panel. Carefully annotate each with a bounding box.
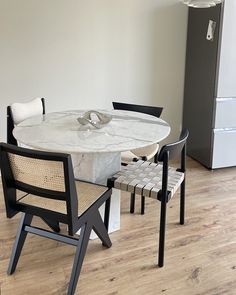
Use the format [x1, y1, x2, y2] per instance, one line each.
[212, 129, 236, 168]
[217, 0, 236, 97]
[215, 98, 236, 128]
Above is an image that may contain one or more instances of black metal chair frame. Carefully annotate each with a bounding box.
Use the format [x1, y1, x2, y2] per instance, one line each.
[112, 101, 163, 215]
[108, 129, 189, 267]
[0, 143, 112, 295]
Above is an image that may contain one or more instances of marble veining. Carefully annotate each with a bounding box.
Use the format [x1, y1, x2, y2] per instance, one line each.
[13, 110, 170, 154]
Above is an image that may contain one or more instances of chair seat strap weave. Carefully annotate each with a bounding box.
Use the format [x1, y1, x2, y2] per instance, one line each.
[112, 160, 184, 201]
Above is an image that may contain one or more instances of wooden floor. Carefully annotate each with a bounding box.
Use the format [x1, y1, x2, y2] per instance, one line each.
[0, 158, 236, 295]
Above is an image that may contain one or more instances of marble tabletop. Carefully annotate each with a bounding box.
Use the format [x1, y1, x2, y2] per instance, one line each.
[13, 109, 170, 238]
[13, 110, 170, 154]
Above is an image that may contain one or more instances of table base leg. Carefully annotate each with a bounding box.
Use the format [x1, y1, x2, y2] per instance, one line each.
[71, 152, 121, 239]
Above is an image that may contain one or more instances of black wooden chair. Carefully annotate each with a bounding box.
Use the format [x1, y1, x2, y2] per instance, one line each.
[6, 98, 59, 232]
[112, 101, 163, 215]
[7, 97, 45, 146]
[0, 143, 112, 295]
[108, 129, 189, 267]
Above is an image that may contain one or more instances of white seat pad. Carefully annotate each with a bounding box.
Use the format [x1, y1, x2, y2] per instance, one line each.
[131, 143, 159, 159]
[121, 143, 159, 163]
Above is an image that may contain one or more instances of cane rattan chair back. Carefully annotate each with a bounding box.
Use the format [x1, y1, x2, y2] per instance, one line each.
[0, 142, 78, 235]
[8, 153, 65, 192]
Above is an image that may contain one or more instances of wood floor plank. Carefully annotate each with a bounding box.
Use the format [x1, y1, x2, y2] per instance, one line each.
[0, 158, 236, 294]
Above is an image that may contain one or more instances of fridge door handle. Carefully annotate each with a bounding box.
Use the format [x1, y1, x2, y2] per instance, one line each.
[206, 20, 217, 41]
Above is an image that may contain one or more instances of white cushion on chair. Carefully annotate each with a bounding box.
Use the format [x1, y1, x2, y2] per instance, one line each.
[11, 97, 43, 125]
[121, 150, 138, 163]
[121, 143, 159, 163]
[131, 143, 159, 160]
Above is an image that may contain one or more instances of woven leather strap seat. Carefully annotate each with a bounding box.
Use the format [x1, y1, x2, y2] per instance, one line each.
[111, 160, 184, 202]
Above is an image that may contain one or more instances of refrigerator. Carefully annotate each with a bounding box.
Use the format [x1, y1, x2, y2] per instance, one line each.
[183, 0, 236, 169]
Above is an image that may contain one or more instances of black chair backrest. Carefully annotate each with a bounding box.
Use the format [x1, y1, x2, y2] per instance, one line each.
[41, 97, 46, 114]
[0, 142, 78, 235]
[158, 129, 189, 162]
[7, 98, 45, 146]
[112, 101, 163, 118]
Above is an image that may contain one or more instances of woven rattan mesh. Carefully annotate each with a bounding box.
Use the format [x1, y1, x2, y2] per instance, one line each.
[18, 181, 107, 216]
[8, 153, 65, 192]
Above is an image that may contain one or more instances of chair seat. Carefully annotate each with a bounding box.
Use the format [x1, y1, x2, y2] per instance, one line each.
[17, 181, 108, 216]
[121, 143, 159, 163]
[112, 160, 184, 201]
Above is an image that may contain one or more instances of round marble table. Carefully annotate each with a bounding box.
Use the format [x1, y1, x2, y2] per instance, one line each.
[13, 110, 170, 236]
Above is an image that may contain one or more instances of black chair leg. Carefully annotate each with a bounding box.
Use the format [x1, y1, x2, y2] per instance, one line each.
[104, 196, 111, 231]
[41, 217, 60, 233]
[8, 213, 33, 275]
[158, 198, 167, 268]
[93, 211, 112, 248]
[141, 195, 145, 215]
[180, 179, 185, 225]
[130, 193, 135, 213]
[67, 223, 92, 295]
[154, 152, 158, 164]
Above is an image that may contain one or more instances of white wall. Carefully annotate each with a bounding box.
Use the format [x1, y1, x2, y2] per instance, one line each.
[0, 0, 188, 143]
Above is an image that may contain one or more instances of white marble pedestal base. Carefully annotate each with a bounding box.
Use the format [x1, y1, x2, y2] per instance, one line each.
[71, 152, 121, 239]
